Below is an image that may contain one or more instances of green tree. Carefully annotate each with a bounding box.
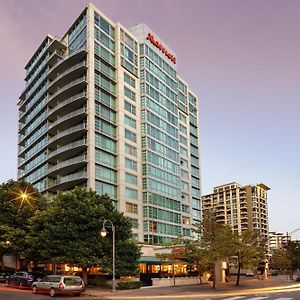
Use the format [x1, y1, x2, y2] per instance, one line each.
[231, 230, 266, 286]
[193, 217, 237, 288]
[270, 248, 290, 271]
[183, 239, 211, 285]
[0, 179, 45, 269]
[286, 240, 300, 279]
[27, 187, 141, 284]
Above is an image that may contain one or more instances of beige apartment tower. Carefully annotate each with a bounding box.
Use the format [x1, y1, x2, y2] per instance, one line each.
[17, 3, 201, 244]
[202, 182, 270, 239]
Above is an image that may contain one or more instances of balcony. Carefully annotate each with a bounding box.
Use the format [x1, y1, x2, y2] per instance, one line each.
[19, 83, 48, 113]
[26, 49, 64, 86]
[19, 103, 50, 134]
[48, 48, 87, 78]
[26, 38, 66, 77]
[18, 114, 48, 146]
[48, 139, 87, 162]
[47, 170, 87, 192]
[48, 76, 87, 106]
[47, 123, 87, 148]
[48, 61, 87, 94]
[19, 157, 48, 179]
[47, 107, 86, 135]
[48, 155, 87, 176]
[48, 92, 87, 121]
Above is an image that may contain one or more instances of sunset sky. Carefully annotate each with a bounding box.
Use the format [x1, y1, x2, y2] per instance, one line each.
[0, 0, 299, 238]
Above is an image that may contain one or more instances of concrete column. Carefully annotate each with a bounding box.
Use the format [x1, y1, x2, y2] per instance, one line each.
[215, 261, 226, 284]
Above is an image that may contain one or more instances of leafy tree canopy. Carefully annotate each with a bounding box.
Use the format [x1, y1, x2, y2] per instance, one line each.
[183, 215, 267, 287]
[270, 248, 291, 270]
[27, 187, 141, 280]
[0, 179, 46, 264]
[286, 240, 300, 272]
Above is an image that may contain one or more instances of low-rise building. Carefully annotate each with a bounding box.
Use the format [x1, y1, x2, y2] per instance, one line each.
[269, 231, 290, 253]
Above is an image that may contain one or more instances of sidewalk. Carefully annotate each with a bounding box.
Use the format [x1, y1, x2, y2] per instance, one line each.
[83, 275, 300, 299]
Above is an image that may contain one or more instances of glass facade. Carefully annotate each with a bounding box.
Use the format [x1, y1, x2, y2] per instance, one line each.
[18, 5, 200, 245]
[136, 27, 201, 244]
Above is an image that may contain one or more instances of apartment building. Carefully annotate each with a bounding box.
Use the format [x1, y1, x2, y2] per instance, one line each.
[269, 231, 290, 253]
[202, 182, 270, 239]
[17, 3, 201, 244]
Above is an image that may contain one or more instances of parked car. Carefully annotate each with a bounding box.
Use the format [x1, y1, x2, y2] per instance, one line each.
[245, 270, 255, 277]
[0, 270, 14, 283]
[32, 275, 85, 297]
[6, 271, 42, 288]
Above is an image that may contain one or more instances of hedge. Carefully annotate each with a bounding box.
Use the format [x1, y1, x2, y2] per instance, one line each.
[117, 281, 142, 290]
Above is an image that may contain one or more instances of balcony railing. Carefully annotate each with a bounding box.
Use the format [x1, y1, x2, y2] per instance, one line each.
[48, 47, 87, 77]
[48, 92, 86, 118]
[48, 61, 87, 89]
[60, 170, 87, 184]
[48, 170, 87, 188]
[48, 76, 86, 104]
[26, 37, 67, 75]
[26, 49, 64, 86]
[48, 155, 87, 173]
[47, 123, 86, 145]
[48, 139, 86, 160]
[48, 107, 86, 132]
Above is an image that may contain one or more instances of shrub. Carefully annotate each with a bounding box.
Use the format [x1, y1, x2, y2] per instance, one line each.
[88, 277, 111, 288]
[117, 281, 142, 290]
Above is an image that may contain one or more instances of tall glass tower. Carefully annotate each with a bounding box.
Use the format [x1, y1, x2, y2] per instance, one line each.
[17, 3, 201, 244]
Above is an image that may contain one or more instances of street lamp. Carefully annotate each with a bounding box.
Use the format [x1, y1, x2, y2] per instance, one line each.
[100, 220, 116, 293]
[285, 228, 300, 246]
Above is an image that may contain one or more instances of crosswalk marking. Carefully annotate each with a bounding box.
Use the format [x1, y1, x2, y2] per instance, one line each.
[223, 297, 246, 300]
[247, 297, 268, 300]
[222, 297, 293, 300]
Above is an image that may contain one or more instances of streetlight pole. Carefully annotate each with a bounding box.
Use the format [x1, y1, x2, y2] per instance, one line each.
[100, 220, 116, 293]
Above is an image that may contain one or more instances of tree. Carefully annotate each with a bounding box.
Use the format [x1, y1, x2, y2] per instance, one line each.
[231, 230, 266, 286]
[27, 187, 141, 284]
[183, 239, 211, 285]
[270, 249, 290, 271]
[190, 217, 237, 288]
[286, 240, 300, 279]
[0, 179, 46, 269]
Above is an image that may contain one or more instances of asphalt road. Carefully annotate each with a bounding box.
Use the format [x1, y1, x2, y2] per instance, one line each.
[1, 281, 300, 300]
[0, 286, 93, 300]
[210, 291, 300, 300]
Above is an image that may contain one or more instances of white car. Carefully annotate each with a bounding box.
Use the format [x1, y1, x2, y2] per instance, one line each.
[245, 270, 254, 277]
[32, 275, 85, 297]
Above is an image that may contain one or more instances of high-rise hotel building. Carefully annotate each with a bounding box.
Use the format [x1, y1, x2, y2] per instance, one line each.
[17, 3, 201, 244]
[202, 183, 270, 240]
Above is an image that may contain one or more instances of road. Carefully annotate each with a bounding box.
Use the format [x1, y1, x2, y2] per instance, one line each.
[210, 292, 300, 300]
[1, 282, 300, 300]
[0, 286, 93, 300]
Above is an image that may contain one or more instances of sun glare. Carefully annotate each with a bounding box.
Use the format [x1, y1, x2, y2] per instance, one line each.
[10, 184, 36, 212]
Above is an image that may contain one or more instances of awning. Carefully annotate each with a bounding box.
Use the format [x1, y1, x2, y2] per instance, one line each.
[138, 256, 163, 264]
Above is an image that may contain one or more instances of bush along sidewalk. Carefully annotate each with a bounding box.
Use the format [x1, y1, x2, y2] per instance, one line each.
[117, 281, 142, 290]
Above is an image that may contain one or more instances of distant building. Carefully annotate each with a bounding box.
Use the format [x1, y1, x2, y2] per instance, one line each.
[202, 182, 270, 240]
[269, 231, 290, 253]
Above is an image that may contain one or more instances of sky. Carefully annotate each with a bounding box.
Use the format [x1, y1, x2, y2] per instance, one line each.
[0, 0, 299, 239]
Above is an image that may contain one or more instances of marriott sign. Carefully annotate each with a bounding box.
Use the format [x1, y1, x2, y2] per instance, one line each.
[146, 33, 176, 64]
